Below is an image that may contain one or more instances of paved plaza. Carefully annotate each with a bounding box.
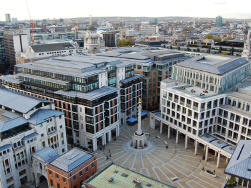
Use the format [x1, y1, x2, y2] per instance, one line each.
[94, 117, 228, 188]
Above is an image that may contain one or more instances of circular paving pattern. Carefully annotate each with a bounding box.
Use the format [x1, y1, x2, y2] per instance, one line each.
[123, 140, 156, 154]
[94, 117, 227, 188]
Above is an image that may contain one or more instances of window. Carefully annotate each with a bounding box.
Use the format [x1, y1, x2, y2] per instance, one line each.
[85, 167, 88, 173]
[73, 176, 76, 180]
[57, 183, 60, 188]
[79, 171, 83, 176]
[50, 180, 53, 186]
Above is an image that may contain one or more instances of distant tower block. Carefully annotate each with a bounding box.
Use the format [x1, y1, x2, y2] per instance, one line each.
[89, 15, 93, 25]
[132, 98, 147, 149]
[242, 30, 251, 60]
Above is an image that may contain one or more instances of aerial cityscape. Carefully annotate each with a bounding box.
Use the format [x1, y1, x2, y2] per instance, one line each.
[0, 0, 251, 188]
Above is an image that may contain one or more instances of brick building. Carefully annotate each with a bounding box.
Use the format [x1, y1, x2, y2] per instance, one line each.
[46, 148, 97, 188]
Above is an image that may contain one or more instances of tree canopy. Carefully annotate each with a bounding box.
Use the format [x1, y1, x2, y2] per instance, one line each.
[117, 39, 134, 47]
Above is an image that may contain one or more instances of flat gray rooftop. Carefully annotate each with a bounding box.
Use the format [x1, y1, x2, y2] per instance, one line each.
[176, 55, 249, 75]
[55, 86, 120, 101]
[0, 88, 51, 114]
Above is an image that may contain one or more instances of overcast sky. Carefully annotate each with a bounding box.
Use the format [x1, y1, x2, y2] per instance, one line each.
[1, 0, 251, 21]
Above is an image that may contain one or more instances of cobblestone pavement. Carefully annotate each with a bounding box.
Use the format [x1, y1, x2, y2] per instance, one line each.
[94, 117, 227, 188]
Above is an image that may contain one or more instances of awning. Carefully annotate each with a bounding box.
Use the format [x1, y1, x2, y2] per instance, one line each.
[127, 117, 137, 123]
[141, 112, 147, 117]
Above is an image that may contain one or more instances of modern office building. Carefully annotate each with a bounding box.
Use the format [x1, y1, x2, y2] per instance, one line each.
[139, 23, 158, 36]
[150, 54, 251, 168]
[216, 16, 223, 27]
[0, 55, 142, 150]
[97, 47, 191, 110]
[0, 30, 6, 73]
[3, 30, 30, 71]
[0, 88, 67, 188]
[102, 31, 116, 47]
[5, 14, 11, 23]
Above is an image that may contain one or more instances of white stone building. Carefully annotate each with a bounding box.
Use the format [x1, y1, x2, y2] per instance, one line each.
[150, 54, 251, 168]
[18, 42, 77, 63]
[0, 88, 67, 188]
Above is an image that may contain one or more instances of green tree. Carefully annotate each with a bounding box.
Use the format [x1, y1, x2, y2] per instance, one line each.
[117, 39, 134, 47]
[224, 36, 234, 41]
[214, 36, 222, 42]
[205, 34, 214, 39]
[220, 51, 228, 55]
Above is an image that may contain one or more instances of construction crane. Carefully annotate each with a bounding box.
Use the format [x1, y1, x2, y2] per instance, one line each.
[25, 0, 34, 42]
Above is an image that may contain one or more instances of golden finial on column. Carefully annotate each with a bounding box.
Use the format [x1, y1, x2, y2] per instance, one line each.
[139, 97, 141, 104]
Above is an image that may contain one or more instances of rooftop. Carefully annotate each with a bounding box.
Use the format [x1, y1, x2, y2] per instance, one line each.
[225, 140, 251, 180]
[0, 88, 51, 114]
[31, 42, 75, 53]
[50, 148, 93, 173]
[29, 109, 64, 125]
[200, 134, 235, 155]
[176, 55, 249, 75]
[86, 164, 174, 188]
[55, 86, 120, 101]
[34, 147, 59, 163]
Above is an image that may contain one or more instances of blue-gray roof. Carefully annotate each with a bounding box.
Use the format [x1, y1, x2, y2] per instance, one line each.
[120, 74, 144, 84]
[225, 140, 251, 180]
[29, 109, 64, 125]
[211, 139, 228, 149]
[0, 117, 28, 133]
[200, 134, 216, 143]
[50, 148, 93, 173]
[22, 132, 39, 141]
[55, 86, 120, 101]
[223, 145, 235, 155]
[34, 147, 59, 163]
[176, 55, 249, 75]
[0, 88, 51, 114]
[0, 144, 12, 152]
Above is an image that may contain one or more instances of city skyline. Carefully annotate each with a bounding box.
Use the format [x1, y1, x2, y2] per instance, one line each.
[1, 0, 251, 21]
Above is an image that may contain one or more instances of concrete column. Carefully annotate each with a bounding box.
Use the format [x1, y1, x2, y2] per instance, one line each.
[194, 140, 198, 155]
[217, 152, 221, 168]
[176, 130, 179, 144]
[102, 134, 106, 146]
[160, 122, 163, 134]
[205, 145, 208, 161]
[108, 131, 112, 142]
[116, 125, 120, 137]
[168, 126, 170, 139]
[93, 138, 97, 151]
[247, 181, 249, 188]
[226, 157, 229, 164]
[185, 135, 188, 149]
[242, 179, 244, 187]
[150, 116, 155, 129]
